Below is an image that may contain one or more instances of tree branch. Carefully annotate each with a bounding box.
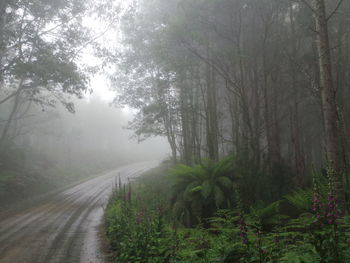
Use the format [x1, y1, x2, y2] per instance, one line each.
[0, 90, 20, 105]
[179, 39, 241, 98]
[0, 114, 35, 123]
[327, 0, 344, 21]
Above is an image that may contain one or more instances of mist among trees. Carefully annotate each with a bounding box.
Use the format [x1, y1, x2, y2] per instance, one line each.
[1, 0, 350, 262]
[105, 0, 350, 262]
[0, 0, 168, 202]
[112, 0, 350, 206]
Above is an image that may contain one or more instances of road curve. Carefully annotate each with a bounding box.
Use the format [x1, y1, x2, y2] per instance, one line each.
[0, 161, 158, 263]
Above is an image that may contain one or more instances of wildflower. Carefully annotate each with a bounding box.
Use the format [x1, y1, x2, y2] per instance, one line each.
[239, 212, 248, 245]
[312, 192, 323, 224]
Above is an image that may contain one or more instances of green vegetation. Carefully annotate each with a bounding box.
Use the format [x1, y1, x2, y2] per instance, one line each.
[106, 166, 176, 263]
[105, 158, 350, 263]
[0, 142, 117, 205]
[169, 155, 235, 226]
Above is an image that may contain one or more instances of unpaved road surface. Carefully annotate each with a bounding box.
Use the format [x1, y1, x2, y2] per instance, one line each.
[0, 161, 158, 263]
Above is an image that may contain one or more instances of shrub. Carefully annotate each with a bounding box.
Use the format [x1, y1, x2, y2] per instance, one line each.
[169, 155, 235, 226]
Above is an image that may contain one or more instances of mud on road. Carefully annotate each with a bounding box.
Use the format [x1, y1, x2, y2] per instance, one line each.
[0, 162, 158, 263]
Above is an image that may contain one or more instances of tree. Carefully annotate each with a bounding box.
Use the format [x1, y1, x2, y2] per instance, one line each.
[312, 0, 347, 209]
[0, 0, 91, 148]
[112, 0, 350, 208]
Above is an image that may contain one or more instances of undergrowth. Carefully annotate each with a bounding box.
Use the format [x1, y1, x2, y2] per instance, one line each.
[105, 161, 350, 263]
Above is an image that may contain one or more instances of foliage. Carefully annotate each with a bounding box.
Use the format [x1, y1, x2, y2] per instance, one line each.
[285, 187, 316, 212]
[0, 143, 95, 204]
[169, 155, 235, 226]
[285, 175, 329, 212]
[0, 0, 91, 108]
[106, 168, 180, 263]
[236, 160, 294, 206]
[106, 201, 178, 263]
[248, 201, 282, 231]
[111, 0, 350, 189]
[105, 163, 350, 263]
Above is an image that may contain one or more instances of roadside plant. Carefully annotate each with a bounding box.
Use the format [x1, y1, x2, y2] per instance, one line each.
[169, 155, 235, 226]
[106, 178, 180, 263]
[309, 166, 343, 262]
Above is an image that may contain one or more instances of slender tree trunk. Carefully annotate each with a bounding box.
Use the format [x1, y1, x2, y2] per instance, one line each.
[210, 67, 219, 161]
[0, 0, 7, 49]
[313, 0, 347, 209]
[0, 82, 23, 149]
[233, 94, 241, 155]
[290, 6, 306, 185]
[179, 77, 192, 165]
[262, 52, 277, 168]
[237, 14, 252, 161]
[334, 17, 350, 205]
[191, 68, 202, 162]
[0, 0, 8, 83]
[206, 52, 219, 161]
[251, 61, 261, 168]
[164, 119, 177, 165]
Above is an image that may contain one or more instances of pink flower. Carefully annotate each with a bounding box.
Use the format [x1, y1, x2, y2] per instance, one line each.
[238, 213, 248, 245]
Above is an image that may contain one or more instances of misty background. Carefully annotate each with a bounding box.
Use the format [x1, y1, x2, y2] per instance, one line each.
[0, 0, 172, 203]
[1, 0, 350, 215]
[0, 30, 170, 201]
[0, 92, 169, 201]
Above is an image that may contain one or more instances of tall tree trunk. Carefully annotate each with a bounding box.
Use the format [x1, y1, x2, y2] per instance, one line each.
[157, 76, 178, 165]
[290, 6, 306, 185]
[262, 23, 281, 168]
[0, 0, 9, 83]
[251, 61, 261, 168]
[179, 77, 192, 165]
[206, 55, 219, 161]
[191, 68, 202, 162]
[164, 116, 177, 165]
[263, 52, 279, 167]
[237, 13, 252, 161]
[0, 83, 23, 149]
[313, 0, 347, 210]
[334, 16, 350, 205]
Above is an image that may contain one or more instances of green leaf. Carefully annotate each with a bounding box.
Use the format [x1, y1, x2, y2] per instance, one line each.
[201, 180, 212, 199]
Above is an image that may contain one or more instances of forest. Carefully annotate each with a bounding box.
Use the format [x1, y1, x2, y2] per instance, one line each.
[112, 0, 350, 204]
[105, 0, 350, 262]
[1, 0, 350, 262]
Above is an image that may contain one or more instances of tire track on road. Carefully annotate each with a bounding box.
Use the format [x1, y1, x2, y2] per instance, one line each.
[0, 162, 159, 263]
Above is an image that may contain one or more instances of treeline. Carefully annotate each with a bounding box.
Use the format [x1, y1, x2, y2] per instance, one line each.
[0, 0, 121, 201]
[0, 0, 86, 201]
[114, 0, 350, 205]
[0, 0, 122, 149]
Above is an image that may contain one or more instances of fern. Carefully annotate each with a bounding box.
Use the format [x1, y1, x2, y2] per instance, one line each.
[280, 250, 320, 263]
[284, 183, 328, 212]
[248, 200, 282, 227]
[285, 188, 314, 212]
[168, 155, 235, 225]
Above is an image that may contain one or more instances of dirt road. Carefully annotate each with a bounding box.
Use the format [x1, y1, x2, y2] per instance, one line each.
[0, 161, 158, 263]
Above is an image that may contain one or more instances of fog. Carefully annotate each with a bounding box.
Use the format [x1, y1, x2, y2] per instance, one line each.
[1, 0, 350, 205]
[1, 0, 350, 262]
[0, 89, 169, 202]
[19, 94, 169, 165]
